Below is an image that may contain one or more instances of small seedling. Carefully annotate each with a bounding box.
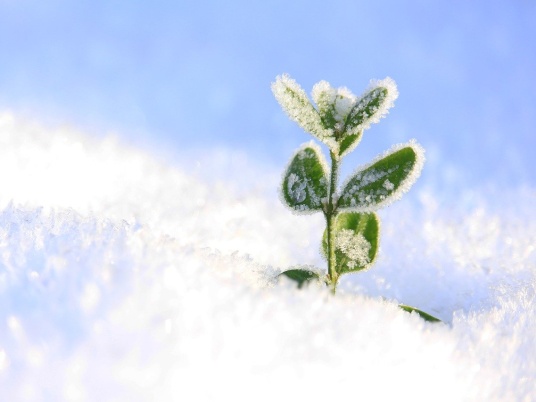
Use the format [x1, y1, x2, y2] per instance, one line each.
[272, 74, 439, 322]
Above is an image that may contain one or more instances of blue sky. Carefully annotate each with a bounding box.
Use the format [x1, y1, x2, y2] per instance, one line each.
[0, 0, 535, 192]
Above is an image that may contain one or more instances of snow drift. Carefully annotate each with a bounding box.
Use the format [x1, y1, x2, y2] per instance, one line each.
[0, 112, 534, 401]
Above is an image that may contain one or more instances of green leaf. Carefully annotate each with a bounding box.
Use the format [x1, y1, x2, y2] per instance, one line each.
[281, 143, 329, 214]
[338, 143, 424, 211]
[278, 269, 321, 289]
[322, 212, 379, 275]
[338, 131, 363, 158]
[399, 305, 442, 323]
[343, 78, 397, 134]
[345, 87, 387, 130]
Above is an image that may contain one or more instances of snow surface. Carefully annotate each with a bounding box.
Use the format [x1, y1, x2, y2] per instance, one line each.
[0, 112, 535, 401]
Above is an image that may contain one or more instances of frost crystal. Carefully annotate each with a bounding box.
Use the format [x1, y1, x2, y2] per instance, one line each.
[383, 179, 395, 191]
[335, 229, 371, 268]
[287, 173, 307, 203]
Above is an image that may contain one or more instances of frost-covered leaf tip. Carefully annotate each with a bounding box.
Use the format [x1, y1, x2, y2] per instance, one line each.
[281, 142, 329, 214]
[338, 141, 425, 212]
[272, 74, 334, 149]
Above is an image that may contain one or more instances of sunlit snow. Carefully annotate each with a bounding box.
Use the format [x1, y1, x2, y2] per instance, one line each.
[0, 112, 535, 401]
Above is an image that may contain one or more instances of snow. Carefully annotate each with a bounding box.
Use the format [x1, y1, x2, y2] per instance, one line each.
[0, 111, 535, 401]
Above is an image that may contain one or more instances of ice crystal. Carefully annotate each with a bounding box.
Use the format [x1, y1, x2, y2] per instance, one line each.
[287, 173, 307, 203]
[335, 229, 371, 268]
[383, 179, 395, 191]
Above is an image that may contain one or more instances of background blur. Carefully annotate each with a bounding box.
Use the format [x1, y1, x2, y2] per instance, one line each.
[1, 0, 534, 195]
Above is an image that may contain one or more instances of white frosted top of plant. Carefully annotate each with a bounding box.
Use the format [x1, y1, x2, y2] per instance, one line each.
[312, 80, 357, 131]
[335, 229, 371, 269]
[274, 74, 399, 155]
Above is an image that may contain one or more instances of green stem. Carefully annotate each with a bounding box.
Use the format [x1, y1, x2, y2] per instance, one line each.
[326, 151, 339, 294]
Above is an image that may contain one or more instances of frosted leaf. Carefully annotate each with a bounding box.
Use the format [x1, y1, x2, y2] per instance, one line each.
[344, 77, 399, 136]
[281, 141, 329, 215]
[272, 74, 335, 149]
[338, 141, 425, 212]
[322, 212, 379, 274]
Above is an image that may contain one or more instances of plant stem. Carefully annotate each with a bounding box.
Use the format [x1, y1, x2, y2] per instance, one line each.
[326, 151, 339, 294]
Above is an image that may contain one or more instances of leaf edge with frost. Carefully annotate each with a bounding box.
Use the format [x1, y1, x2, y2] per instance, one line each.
[344, 77, 399, 136]
[272, 74, 338, 152]
[337, 141, 425, 212]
